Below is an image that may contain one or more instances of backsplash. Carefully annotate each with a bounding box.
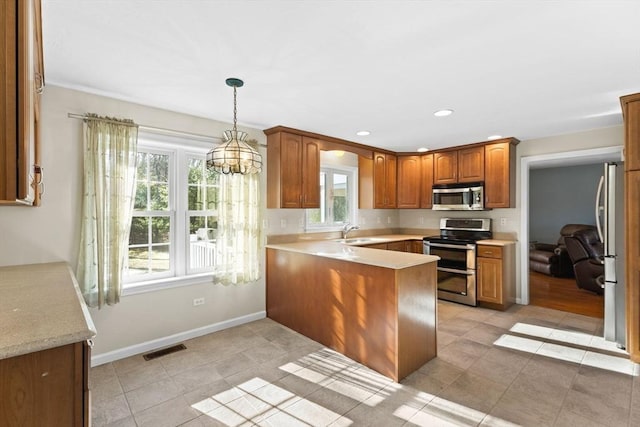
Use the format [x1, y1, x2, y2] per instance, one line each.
[266, 207, 519, 238]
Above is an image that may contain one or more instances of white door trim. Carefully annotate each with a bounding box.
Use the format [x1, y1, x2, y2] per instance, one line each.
[519, 146, 623, 305]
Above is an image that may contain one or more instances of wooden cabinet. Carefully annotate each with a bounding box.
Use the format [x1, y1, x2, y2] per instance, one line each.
[386, 240, 408, 252]
[621, 93, 640, 362]
[484, 139, 518, 208]
[621, 94, 640, 172]
[433, 151, 457, 184]
[363, 239, 423, 253]
[266, 131, 320, 208]
[477, 243, 515, 310]
[397, 155, 421, 208]
[0, 341, 91, 426]
[411, 240, 424, 254]
[359, 152, 397, 208]
[433, 146, 484, 185]
[458, 146, 485, 182]
[420, 154, 434, 208]
[0, 0, 44, 206]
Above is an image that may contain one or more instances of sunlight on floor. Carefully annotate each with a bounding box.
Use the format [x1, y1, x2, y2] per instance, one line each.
[191, 376, 351, 426]
[189, 347, 522, 426]
[495, 323, 639, 376]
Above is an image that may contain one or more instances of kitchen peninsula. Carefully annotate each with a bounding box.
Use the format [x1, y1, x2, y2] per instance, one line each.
[266, 240, 439, 381]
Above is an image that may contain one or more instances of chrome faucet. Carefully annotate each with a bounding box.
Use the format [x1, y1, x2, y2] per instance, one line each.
[342, 223, 360, 239]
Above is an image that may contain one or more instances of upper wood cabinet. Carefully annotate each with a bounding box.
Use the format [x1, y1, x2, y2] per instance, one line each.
[458, 146, 485, 182]
[397, 155, 421, 208]
[0, 0, 44, 206]
[433, 146, 484, 185]
[433, 151, 457, 184]
[360, 152, 397, 209]
[374, 152, 397, 208]
[266, 131, 320, 208]
[621, 93, 640, 172]
[484, 139, 518, 208]
[420, 154, 434, 208]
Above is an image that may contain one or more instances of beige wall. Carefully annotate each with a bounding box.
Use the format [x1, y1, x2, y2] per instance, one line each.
[0, 86, 267, 358]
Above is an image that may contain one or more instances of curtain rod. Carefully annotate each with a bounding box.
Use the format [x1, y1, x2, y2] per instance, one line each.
[68, 113, 232, 143]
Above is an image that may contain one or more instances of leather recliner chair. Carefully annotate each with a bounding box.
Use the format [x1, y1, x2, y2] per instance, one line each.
[529, 224, 579, 277]
[563, 225, 605, 295]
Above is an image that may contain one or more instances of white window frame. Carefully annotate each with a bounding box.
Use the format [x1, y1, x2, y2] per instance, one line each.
[123, 132, 217, 295]
[305, 164, 357, 232]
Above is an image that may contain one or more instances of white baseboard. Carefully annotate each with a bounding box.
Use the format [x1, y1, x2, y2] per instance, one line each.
[91, 311, 266, 367]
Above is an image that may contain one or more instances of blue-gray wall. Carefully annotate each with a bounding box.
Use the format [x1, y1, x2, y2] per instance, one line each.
[529, 163, 602, 244]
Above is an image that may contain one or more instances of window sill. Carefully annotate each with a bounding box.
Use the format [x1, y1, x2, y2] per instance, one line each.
[122, 273, 215, 296]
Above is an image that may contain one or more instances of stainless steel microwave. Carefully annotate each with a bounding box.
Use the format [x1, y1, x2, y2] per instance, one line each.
[432, 182, 485, 210]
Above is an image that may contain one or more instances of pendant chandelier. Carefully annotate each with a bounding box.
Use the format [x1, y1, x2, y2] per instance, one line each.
[207, 78, 262, 174]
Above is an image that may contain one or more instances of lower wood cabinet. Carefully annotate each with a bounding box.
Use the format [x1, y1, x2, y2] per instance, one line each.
[0, 341, 90, 426]
[477, 243, 515, 310]
[362, 240, 424, 253]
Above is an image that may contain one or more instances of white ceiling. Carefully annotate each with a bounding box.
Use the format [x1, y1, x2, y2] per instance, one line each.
[42, 0, 640, 152]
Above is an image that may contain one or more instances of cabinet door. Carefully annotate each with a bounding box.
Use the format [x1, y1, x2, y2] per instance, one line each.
[621, 95, 640, 171]
[373, 153, 387, 208]
[384, 154, 397, 208]
[279, 133, 303, 208]
[433, 151, 457, 184]
[485, 142, 513, 208]
[397, 156, 420, 208]
[0, 342, 84, 426]
[364, 242, 388, 250]
[477, 257, 503, 304]
[0, 0, 18, 202]
[458, 146, 484, 182]
[420, 154, 434, 208]
[17, 0, 37, 203]
[373, 153, 396, 208]
[301, 136, 320, 208]
[386, 241, 406, 252]
[412, 240, 424, 254]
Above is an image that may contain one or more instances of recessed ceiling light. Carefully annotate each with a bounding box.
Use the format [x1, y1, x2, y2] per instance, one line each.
[487, 135, 503, 140]
[434, 109, 454, 117]
[356, 130, 370, 136]
[417, 147, 429, 153]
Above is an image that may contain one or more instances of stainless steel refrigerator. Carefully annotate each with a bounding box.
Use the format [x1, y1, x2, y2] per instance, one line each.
[596, 162, 626, 348]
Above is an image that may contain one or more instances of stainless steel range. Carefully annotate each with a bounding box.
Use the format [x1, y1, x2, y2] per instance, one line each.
[423, 218, 492, 306]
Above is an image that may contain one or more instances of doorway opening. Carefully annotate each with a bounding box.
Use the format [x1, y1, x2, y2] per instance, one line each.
[519, 146, 622, 318]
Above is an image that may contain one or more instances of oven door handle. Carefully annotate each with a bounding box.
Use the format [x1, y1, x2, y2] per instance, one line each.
[437, 267, 475, 275]
[425, 242, 475, 250]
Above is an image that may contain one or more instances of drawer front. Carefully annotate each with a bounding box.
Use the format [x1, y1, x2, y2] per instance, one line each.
[477, 245, 502, 259]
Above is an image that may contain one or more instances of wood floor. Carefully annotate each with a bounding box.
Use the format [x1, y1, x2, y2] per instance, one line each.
[529, 270, 604, 318]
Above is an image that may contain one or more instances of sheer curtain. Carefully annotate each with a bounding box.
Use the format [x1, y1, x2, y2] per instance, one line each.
[76, 114, 138, 308]
[215, 172, 262, 284]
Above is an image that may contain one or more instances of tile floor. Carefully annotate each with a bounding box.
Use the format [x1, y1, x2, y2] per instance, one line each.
[90, 301, 640, 426]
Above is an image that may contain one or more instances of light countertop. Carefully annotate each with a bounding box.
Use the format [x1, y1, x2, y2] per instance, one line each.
[266, 237, 439, 269]
[0, 262, 96, 360]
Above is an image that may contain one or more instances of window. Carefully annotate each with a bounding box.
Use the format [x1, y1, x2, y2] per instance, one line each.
[306, 166, 356, 230]
[124, 134, 220, 289]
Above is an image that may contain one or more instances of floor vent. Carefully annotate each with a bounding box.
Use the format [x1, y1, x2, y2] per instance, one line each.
[143, 344, 187, 361]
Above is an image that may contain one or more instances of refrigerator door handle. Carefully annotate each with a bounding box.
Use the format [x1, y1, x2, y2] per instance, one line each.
[595, 175, 604, 243]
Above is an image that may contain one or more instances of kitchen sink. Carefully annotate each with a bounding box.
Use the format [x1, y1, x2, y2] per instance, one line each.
[333, 237, 387, 245]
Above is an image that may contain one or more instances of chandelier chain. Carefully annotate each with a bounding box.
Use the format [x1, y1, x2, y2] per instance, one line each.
[233, 85, 238, 132]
